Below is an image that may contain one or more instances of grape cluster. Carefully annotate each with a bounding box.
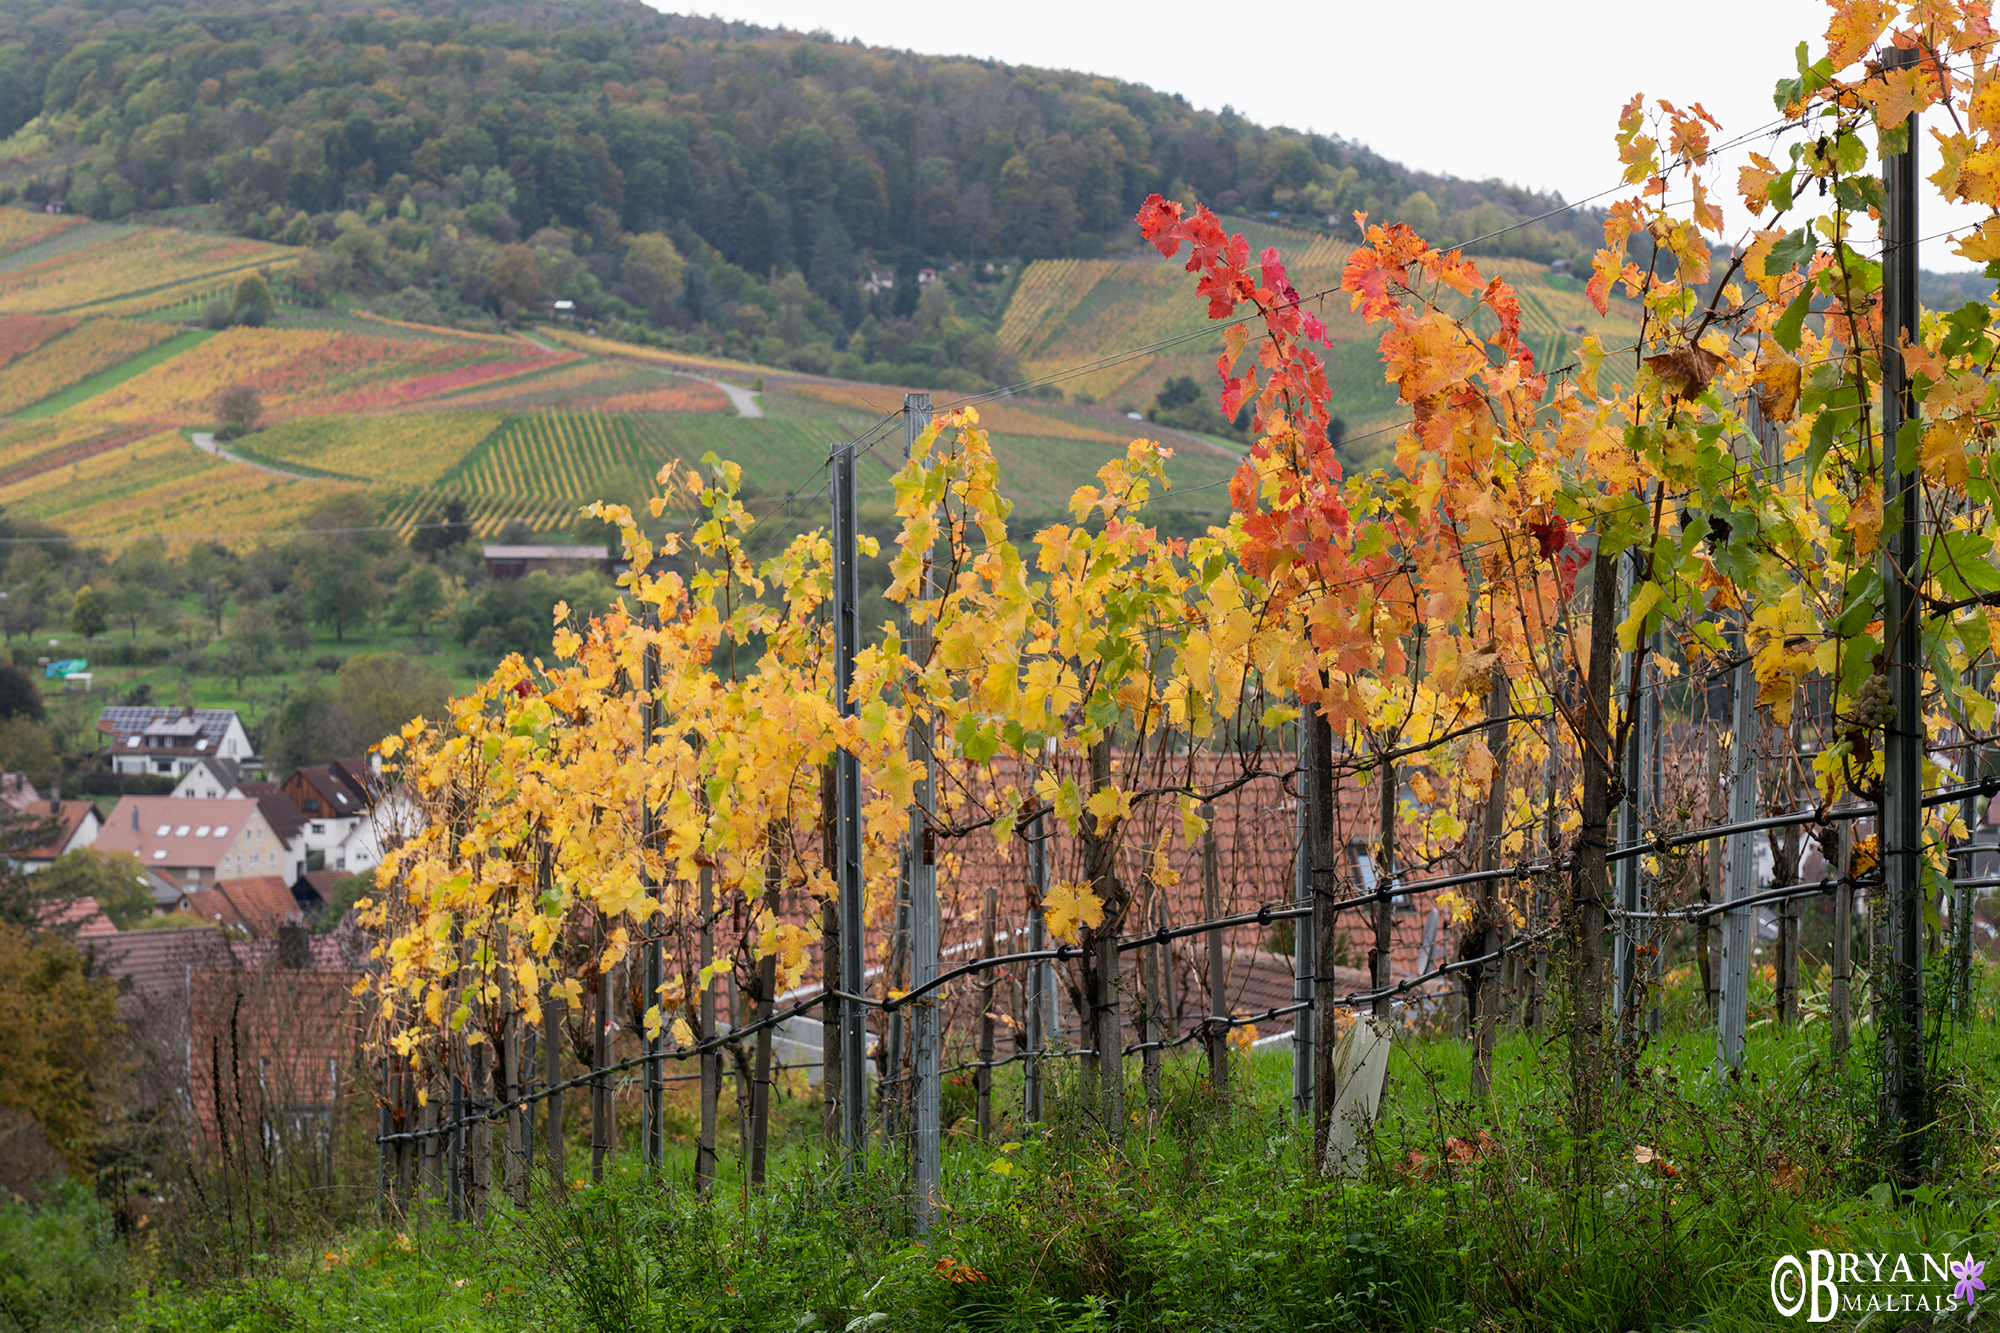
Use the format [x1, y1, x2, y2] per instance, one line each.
[1850, 672, 1896, 732]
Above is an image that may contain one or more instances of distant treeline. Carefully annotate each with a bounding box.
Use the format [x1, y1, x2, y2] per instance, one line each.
[0, 0, 1607, 259]
[0, 0, 1610, 379]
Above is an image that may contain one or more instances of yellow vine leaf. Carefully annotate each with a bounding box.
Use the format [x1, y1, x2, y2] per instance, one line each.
[1753, 346, 1801, 423]
[1042, 880, 1104, 946]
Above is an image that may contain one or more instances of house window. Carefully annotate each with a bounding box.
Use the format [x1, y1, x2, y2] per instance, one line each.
[154, 760, 172, 774]
[310, 822, 325, 836]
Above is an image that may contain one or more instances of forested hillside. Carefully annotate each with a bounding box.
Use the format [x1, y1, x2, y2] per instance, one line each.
[0, 0, 1608, 386]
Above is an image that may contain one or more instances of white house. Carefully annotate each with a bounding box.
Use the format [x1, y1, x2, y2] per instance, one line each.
[170, 756, 248, 799]
[10, 799, 103, 872]
[99, 707, 258, 778]
[282, 759, 388, 874]
[95, 796, 287, 893]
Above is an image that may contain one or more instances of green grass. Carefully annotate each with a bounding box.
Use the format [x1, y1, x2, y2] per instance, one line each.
[14, 327, 214, 420]
[86, 963, 2000, 1333]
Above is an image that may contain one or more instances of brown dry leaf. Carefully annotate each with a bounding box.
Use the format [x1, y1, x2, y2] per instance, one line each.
[1754, 345, 1802, 422]
[1644, 344, 1726, 397]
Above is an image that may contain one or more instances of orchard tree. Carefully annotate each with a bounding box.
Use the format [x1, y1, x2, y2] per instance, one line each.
[68, 586, 105, 640]
[215, 384, 262, 438]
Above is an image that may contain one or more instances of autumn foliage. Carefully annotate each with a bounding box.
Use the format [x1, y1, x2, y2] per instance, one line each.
[363, 0, 2000, 1142]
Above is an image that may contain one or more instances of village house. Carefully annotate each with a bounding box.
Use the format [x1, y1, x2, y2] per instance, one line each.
[95, 796, 290, 894]
[0, 772, 103, 870]
[9, 798, 103, 872]
[170, 755, 248, 799]
[280, 758, 408, 874]
[98, 706, 259, 778]
[95, 924, 367, 1157]
[177, 876, 306, 937]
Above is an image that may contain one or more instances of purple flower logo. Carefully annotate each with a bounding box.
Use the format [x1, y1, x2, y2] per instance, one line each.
[1953, 1253, 1986, 1306]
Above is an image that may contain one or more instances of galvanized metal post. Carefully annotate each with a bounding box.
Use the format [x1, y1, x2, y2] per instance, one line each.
[1880, 44, 1926, 1173]
[1954, 763, 1976, 1024]
[641, 641, 664, 1171]
[884, 852, 909, 1146]
[1614, 556, 1640, 1069]
[1643, 624, 1663, 1035]
[1202, 803, 1227, 1095]
[902, 393, 941, 1235]
[542, 998, 563, 1183]
[1832, 805, 1855, 1067]
[448, 1069, 464, 1222]
[1716, 644, 1758, 1074]
[696, 867, 717, 1192]
[1024, 811, 1050, 1122]
[831, 437, 869, 1169]
[1291, 731, 1313, 1122]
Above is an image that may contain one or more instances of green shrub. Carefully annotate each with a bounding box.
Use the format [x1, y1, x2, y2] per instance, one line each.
[0, 1181, 129, 1332]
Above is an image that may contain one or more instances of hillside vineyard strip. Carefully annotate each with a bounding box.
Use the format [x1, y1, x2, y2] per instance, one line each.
[0, 318, 180, 416]
[0, 230, 296, 313]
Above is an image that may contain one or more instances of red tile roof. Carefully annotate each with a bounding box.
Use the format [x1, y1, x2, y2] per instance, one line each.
[96, 797, 259, 870]
[36, 896, 117, 938]
[179, 877, 302, 937]
[12, 800, 102, 864]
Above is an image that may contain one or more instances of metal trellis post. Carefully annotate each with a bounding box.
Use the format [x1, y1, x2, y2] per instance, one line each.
[641, 640, 664, 1171]
[831, 437, 869, 1171]
[903, 392, 941, 1236]
[1716, 639, 1758, 1074]
[1292, 721, 1314, 1122]
[1614, 556, 1641, 1073]
[1880, 44, 1927, 1174]
[1025, 810, 1050, 1122]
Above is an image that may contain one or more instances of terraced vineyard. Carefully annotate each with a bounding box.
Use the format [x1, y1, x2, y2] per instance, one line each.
[0, 204, 1344, 552]
[996, 224, 1642, 465]
[0, 228, 299, 315]
[82, 326, 562, 425]
[0, 209, 88, 259]
[229, 412, 507, 487]
[0, 427, 358, 543]
[0, 318, 184, 416]
[383, 411, 848, 534]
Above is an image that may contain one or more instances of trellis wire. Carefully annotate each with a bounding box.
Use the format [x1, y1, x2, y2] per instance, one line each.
[374, 856, 1888, 1149]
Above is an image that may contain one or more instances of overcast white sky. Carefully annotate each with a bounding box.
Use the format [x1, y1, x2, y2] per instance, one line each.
[649, 0, 1987, 271]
